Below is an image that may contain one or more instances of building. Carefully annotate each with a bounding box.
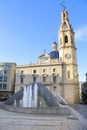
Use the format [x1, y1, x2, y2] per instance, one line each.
[79, 81, 83, 103]
[15, 9, 79, 104]
[81, 74, 87, 104]
[0, 62, 16, 100]
[82, 82, 87, 104]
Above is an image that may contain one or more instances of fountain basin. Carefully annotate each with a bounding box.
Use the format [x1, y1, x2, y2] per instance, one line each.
[0, 104, 70, 115]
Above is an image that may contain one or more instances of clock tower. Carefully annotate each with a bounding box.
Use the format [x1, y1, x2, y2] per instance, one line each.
[58, 9, 79, 103]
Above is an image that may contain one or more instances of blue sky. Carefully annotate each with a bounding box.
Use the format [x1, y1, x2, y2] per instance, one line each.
[0, 0, 87, 82]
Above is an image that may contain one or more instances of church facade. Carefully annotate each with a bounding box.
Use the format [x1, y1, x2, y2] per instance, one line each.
[15, 9, 79, 104]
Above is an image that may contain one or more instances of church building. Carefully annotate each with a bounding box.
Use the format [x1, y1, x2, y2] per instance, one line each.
[15, 9, 79, 104]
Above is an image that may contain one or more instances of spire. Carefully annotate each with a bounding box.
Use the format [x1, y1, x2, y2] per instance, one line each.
[59, 8, 74, 33]
[58, 6, 75, 47]
[58, 1, 73, 32]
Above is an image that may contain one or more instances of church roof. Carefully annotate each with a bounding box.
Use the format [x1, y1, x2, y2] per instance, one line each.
[49, 51, 59, 59]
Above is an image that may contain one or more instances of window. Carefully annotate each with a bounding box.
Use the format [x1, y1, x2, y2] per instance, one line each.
[21, 71, 24, 74]
[33, 69, 36, 74]
[0, 84, 2, 89]
[0, 70, 3, 81]
[68, 71, 70, 79]
[53, 86, 57, 91]
[0, 76, 3, 81]
[53, 68, 56, 72]
[3, 84, 7, 89]
[43, 69, 46, 73]
[71, 36, 73, 44]
[20, 78, 23, 84]
[0, 65, 10, 68]
[4, 70, 8, 75]
[4, 76, 7, 82]
[0, 70, 3, 76]
[0, 70, 8, 82]
[65, 35, 68, 43]
[4, 70, 8, 82]
[20, 71, 25, 84]
[33, 77, 36, 82]
[53, 76, 56, 83]
[63, 13, 65, 18]
[43, 77, 46, 82]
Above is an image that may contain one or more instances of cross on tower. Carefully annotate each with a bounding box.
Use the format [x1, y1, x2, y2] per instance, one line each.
[44, 49, 46, 54]
[61, 1, 66, 10]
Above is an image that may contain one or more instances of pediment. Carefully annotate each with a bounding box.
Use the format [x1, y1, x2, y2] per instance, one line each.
[38, 53, 50, 59]
[38, 53, 51, 63]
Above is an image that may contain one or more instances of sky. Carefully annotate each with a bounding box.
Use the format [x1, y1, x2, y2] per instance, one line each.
[0, 0, 87, 82]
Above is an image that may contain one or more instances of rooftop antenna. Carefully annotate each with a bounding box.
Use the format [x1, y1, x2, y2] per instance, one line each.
[61, 0, 66, 10]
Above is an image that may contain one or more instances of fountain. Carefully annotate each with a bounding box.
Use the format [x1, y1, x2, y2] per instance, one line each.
[22, 86, 27, 107]
[5, 82, 58, 107]
[22, 83, 38, 107]
[3, 82, 70, 115]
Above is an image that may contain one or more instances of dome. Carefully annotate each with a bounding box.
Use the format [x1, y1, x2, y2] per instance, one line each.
[48, 41, 59, 59]
[49, 51, 59, 59]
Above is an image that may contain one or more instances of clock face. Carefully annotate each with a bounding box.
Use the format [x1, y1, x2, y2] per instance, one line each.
[65, 54, 71, 59]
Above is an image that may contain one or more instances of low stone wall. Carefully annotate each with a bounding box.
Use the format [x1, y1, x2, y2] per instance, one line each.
[0, 104, 70, 115]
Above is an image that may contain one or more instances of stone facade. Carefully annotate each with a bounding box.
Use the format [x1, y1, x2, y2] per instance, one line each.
[15, 9, 79, 104]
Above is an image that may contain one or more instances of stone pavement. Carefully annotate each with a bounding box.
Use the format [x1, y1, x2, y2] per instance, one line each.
[70, 104, 87, 119]
[0, 107, 87, 130]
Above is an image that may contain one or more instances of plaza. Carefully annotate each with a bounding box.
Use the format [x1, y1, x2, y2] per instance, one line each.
[0, 105, 87, 130]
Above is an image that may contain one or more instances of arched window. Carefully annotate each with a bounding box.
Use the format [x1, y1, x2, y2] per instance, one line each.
[33, 69, 36, 73]
[71, 36, 73, 44]
[63, 13, 65, 18]
[53, 68, 56, 72]
[64, 35, 68, 43]
[68, 71, 70, 79]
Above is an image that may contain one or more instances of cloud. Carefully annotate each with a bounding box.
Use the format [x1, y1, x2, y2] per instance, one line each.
[75, 25, 87, 42]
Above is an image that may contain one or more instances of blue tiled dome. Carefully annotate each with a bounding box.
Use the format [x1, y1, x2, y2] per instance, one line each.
[49, 51, 59, 59]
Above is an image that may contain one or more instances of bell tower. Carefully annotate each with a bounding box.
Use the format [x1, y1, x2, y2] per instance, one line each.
[58, 9, 79, 104]
[58, 10, 76, 63]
